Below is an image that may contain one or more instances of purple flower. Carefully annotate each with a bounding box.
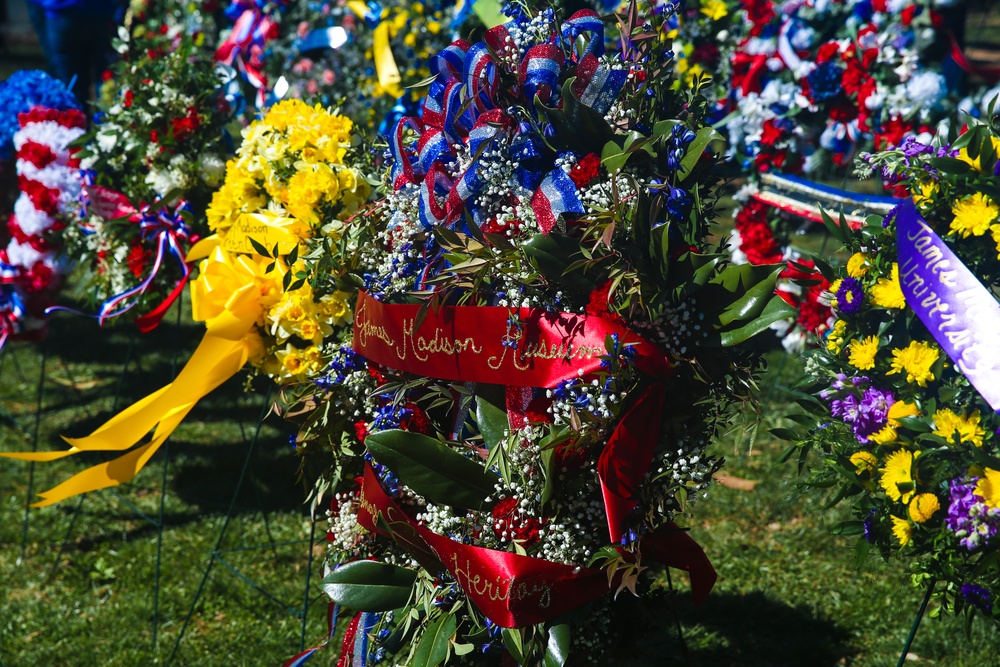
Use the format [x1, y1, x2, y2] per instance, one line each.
[836, 277, 864, 315]
[854, 386, 894, 442]
[830, 393, 859, 423]
[945, 478, 1000, 551]
[961, 583, 993, 612]
[863, 508, 877, 544]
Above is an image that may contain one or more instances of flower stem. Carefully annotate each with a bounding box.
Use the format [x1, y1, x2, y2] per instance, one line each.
[896, 579, 935, 667]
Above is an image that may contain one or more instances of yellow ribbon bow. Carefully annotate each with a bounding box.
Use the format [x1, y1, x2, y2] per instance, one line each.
[1, 242, 283, 506]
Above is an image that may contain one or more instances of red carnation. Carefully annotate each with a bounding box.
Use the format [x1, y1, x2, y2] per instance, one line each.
[126, 243, 150, 279]
[569, 153, 601, 188]
[901, 5, 918, 25]
[353, 420, 369, 443]
[123, 89, 133, 108]
[816, 42, 840, 63]
[491, 497, 542, 547]
[18, 141, 57, 169]
[400, 403, 433, 435]
[585, 280, 625, 325]
[759, 119, 785, 148]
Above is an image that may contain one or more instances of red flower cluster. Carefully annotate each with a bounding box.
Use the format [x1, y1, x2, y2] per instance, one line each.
[734, 200, 783, 265]
[491, 496, 542, 547]
[169, 108, 202, 142]
[569, 153, 601, 188]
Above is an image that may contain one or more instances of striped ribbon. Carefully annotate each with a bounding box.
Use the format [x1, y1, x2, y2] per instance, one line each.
[387, 10, 627, 236]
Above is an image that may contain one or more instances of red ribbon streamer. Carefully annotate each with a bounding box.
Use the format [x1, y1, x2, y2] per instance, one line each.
[948, 31, 1000, 85]
[353, 291, 670, 388]
[357, 464, 715, 627]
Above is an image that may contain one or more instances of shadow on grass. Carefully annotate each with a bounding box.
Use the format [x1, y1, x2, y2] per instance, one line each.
[683, 590, 853, 667]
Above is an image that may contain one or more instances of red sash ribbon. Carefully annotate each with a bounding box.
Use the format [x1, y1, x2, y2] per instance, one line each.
[348, 292, 717, 626]
[353, 290, 670, 387]
[357, 464, 715, 628]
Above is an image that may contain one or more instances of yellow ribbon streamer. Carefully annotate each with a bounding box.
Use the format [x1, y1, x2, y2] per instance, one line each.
[347, 0, 404, 98]
[0, 246, 274, 506]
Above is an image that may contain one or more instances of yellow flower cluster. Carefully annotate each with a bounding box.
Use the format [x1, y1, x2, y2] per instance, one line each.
[206, 99, 370, 233]
[193, 100, 370, 383]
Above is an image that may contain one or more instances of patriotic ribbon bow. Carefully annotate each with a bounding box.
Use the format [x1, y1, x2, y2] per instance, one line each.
[215, 0, 285, 108]
[388, 10, 628, 236]
[0, 281, 26, 349]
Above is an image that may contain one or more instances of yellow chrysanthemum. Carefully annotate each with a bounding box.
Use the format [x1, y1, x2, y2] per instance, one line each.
[826, 319, 847, 354]
[975, 468, 1000, 508]
[950, 192, 999, 238]
[850, 451, 878, 474]
[887, 340, 939, 387]
[870, 425, 897, 445]
[701, 0, 729, 20]
[880, 448, 919, 503]
[847, 253, 870, 277]
[891, 515, 912, 546]
[908, 493, 940, 523]
[887, 400, 920, 427]
[848, 335, 880, 370]
[932, 408, 986, 447]
[870, 263, 906, 309]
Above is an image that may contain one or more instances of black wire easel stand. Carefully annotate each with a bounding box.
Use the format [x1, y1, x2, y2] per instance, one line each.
[167, 383, 322, 665]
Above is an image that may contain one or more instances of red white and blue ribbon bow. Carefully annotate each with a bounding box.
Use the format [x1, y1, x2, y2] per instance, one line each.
[46, 200, 192, 331]
[215, 1, 286, 108]
[388, 10, 628, 235]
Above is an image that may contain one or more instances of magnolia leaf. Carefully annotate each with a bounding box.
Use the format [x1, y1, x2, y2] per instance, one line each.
[365, 429, 497, 510]
[412, 614, 456, 667]
[476, 397, 508, 450]
[714, 265, 786, 328]
[501, 628, 525, 664]
[322, 561, 416, 611]
[715, 295, 797, 347]
[543, 623, 571, 667]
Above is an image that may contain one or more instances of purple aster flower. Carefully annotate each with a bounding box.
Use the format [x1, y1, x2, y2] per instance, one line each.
[961, 583, 993, 612]
[854, 386, 894, 442]
[945, 478, 1000, 551]
[836, 277, 864, 315]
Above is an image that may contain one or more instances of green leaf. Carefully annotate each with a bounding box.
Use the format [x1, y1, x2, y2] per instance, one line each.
[818, 207, 846, 245]
[322, 561, 416, 611]
[769, 427, 800, 442]
[716, 295, 797, 347]
[928, 157, 973, 174]
[412, 614, 456, 667]
[248, 236, 271, 258]
[476, 397, 509, 451]
[831, 520, 864, 536]
[522, 233, 595, 297]
[714, 264, 786, 328]
[502, 628, 524, 664]
[365, 429, 497, 510]
[678, 126, 722, 182]
[543, 623, 571, 667]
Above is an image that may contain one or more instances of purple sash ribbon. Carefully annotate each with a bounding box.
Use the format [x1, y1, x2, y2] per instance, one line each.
[895, 199, 1000, 411]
